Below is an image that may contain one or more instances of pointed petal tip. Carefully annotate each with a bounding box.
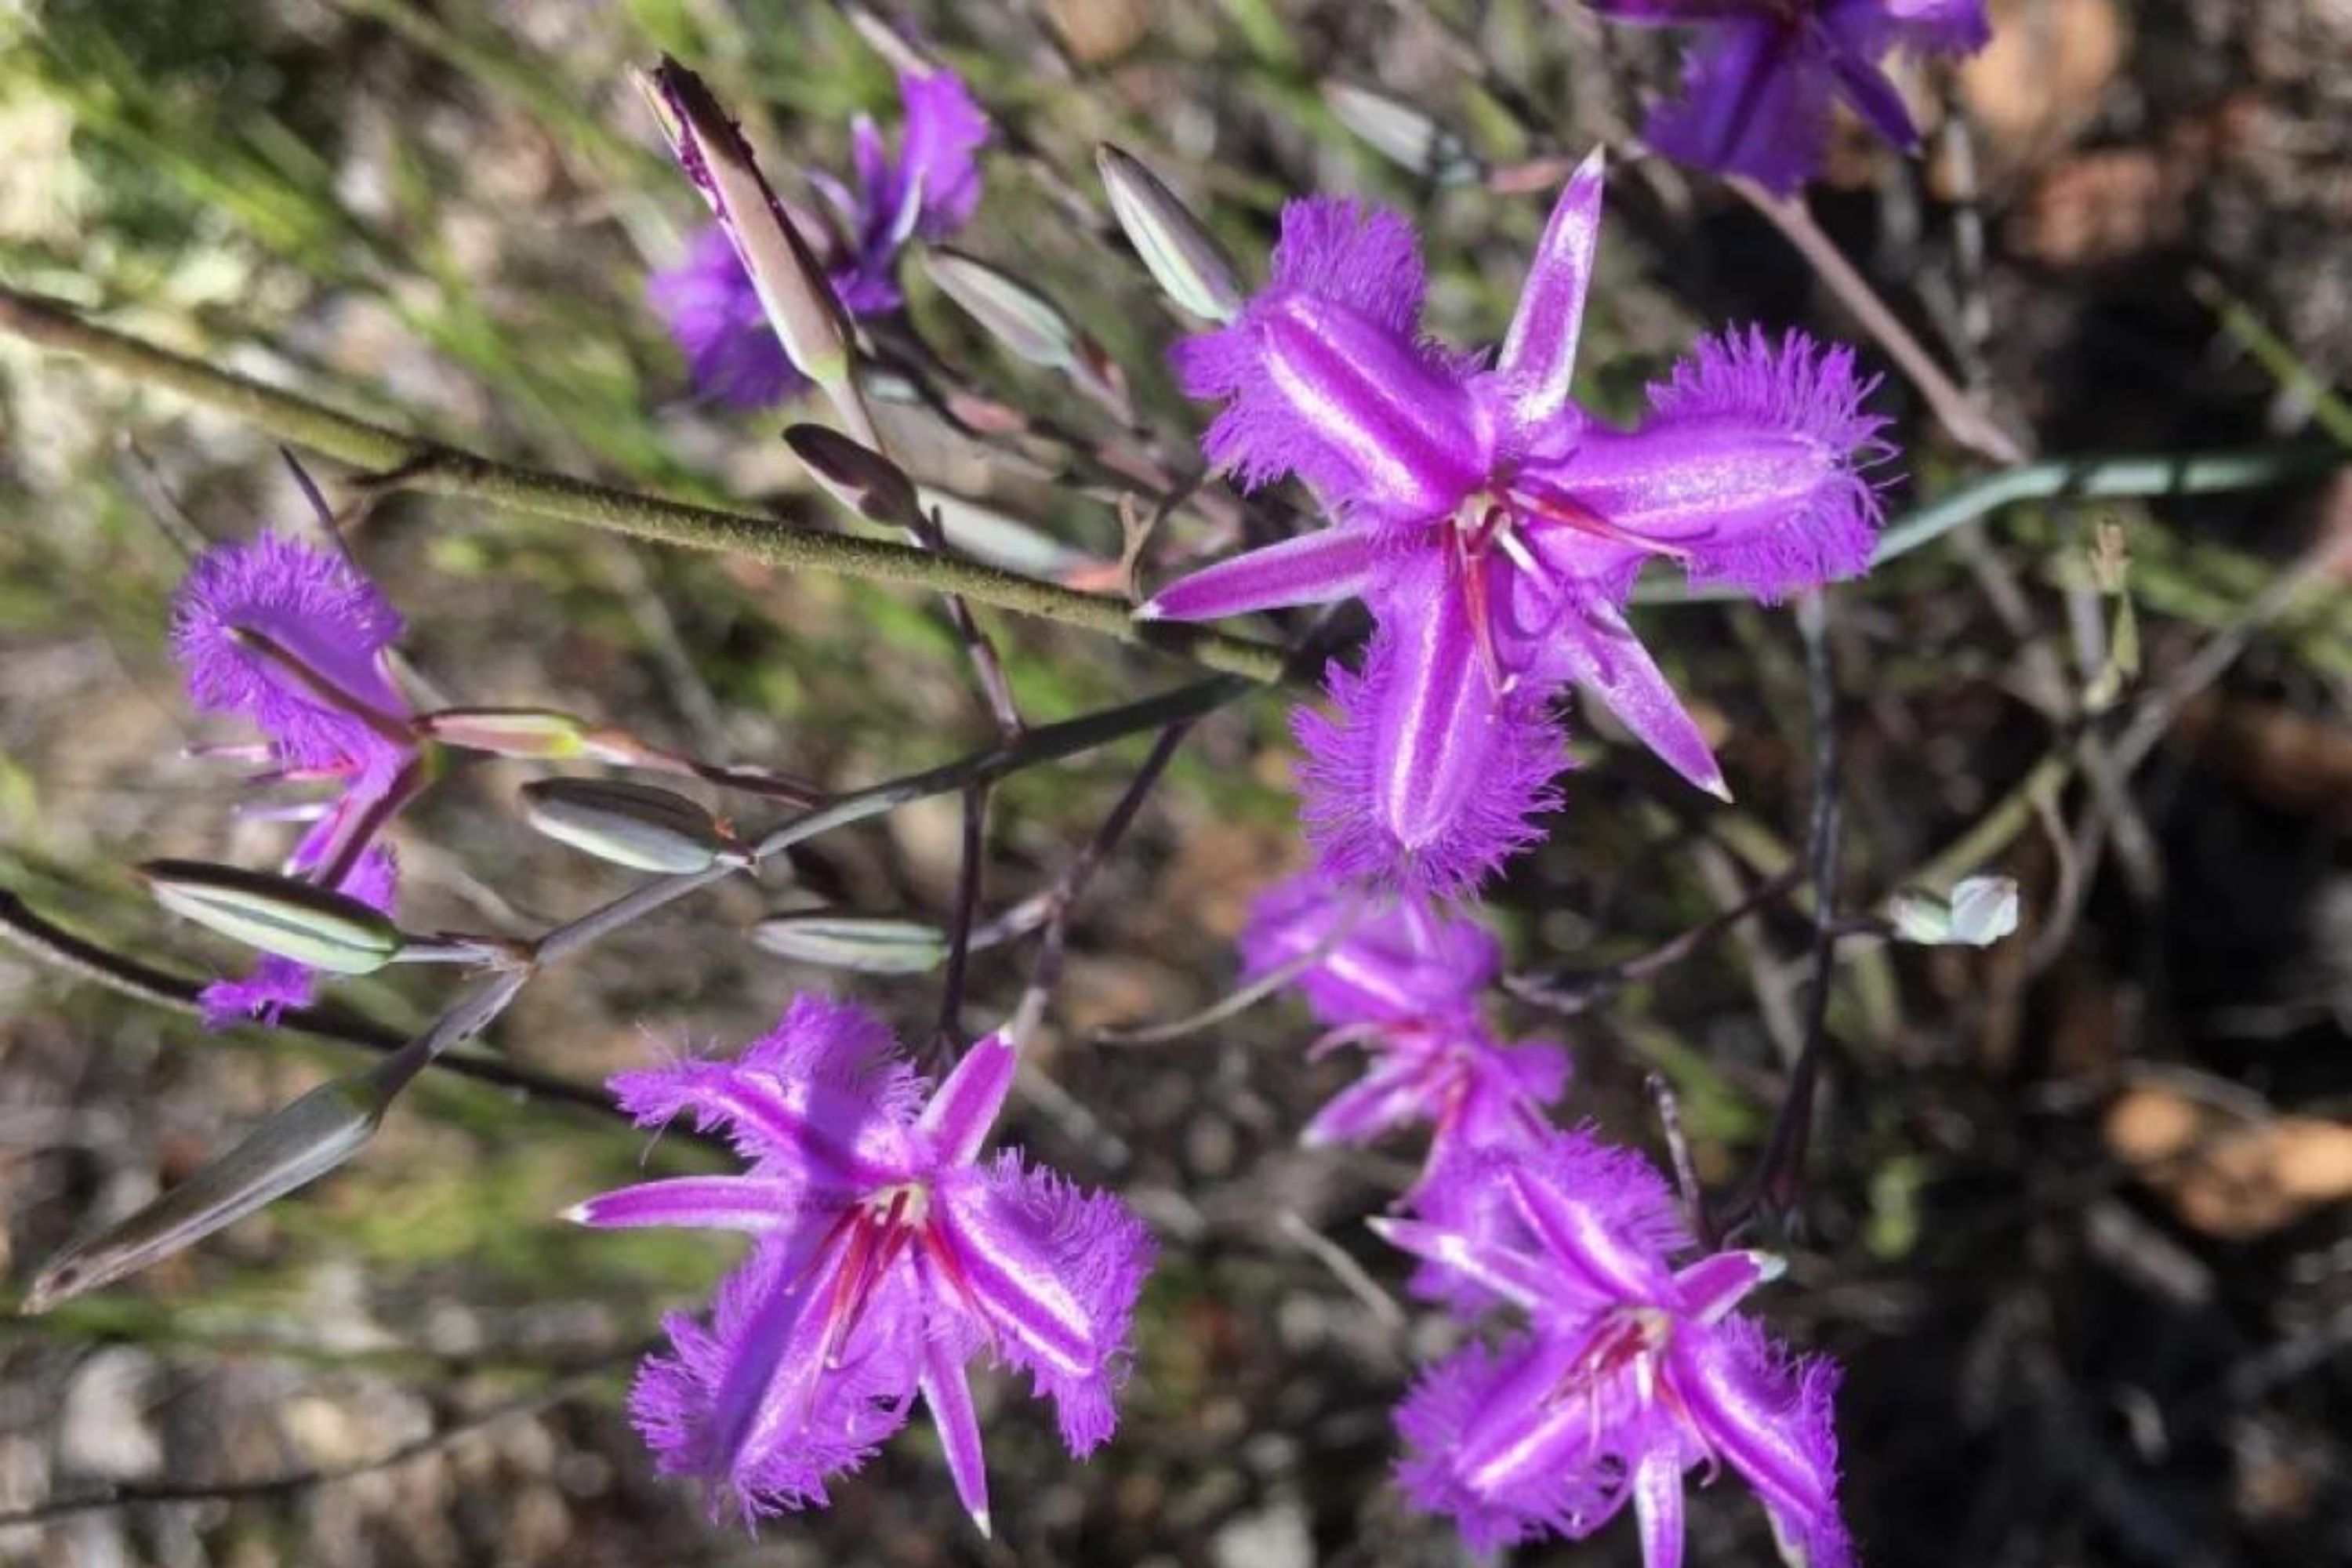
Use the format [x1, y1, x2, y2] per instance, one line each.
[1363, 1214, 1399, 1242]
[1698, 773, 1733, 804]
[1131, 599, 1166, 622]
[558, 1200, 598, 1227]
[973, 1509, 993, 1538]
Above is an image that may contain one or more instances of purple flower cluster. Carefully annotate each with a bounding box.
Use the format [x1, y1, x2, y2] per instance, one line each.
[1240, 872, 1566, 1174]
[1242, 869, 1853, 1563]
[170, 532, 423, 1025]
[1383, 1133, 1849, 1565]
[648, 67, 988, 406]
[1181, 155, 1883, 1563]
[1145, 154, 1889, 897]
[1589, 0, 1993, 192]
[570, 998, 1152, 1532]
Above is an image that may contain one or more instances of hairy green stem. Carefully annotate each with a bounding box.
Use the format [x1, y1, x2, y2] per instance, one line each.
[0, 287, 1290, 684]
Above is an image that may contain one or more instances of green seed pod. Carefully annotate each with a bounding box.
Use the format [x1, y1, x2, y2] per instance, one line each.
[753, 911, 953, 975]
[142, 859, 403, 974]
[521, 778, 731, 874]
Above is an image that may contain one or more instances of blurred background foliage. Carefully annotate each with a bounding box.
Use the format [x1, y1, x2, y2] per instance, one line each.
[3, 0, 2351, 1563]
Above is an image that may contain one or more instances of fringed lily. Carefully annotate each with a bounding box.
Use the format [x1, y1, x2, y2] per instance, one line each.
[171, 532, 423, 1025]
[568, 997, 1154, 1533]
[1381, 1132, 1852, 1567]
[1241, 871, 1566, 1165]
[649, 67, 989, 406]
[1588, 0, 1994, 193]
[1142, 154, 1889, 893]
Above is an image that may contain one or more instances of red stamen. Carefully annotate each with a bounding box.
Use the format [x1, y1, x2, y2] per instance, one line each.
[1512, 486, 1697, 563]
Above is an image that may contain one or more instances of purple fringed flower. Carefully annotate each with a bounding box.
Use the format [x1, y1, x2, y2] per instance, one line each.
[1240, 873, 1567, 1167]
[1380, 1131, 1853, 1567]
[1142, 155, 1890, 892]
[568, 997, 1154, 1533]
[648, 67, 988, 406]
[172, 532, 420, 1025]
[1589, 0, 1994, 193]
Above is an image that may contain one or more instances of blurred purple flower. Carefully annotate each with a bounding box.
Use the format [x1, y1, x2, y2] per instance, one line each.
[569, 998, 1153, 1532]
[1240, 871, 1566, 1163]
[1381, 1131, 1851, 1566]
[171, 532, 419, 1025]
[1142, 154, 1889, 893]
[1589, 0, 1993, 193]
[649, 68, 988, 407]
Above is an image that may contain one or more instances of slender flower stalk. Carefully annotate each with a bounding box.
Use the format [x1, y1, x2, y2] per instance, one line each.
[1142, 152, 1890, 894]
[568, 997, 1154, 1533]
[648, 65, 989, 406]
[1588, 0, 1994, 193]
[1379, 1131, 1851, 1566]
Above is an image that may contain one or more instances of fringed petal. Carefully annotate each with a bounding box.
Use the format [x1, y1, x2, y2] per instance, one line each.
[630, 1239, 916, 1523]
[1174, 197, 1484, 520]
[609, 996, 923, 1190]
[1294, 625, 1564, 899]
[1668, 1319, 1853, 1568]
[1541, 328, 1889, 603]
[942, 1154, 1153, 1455]
[171, 532, 410, 773]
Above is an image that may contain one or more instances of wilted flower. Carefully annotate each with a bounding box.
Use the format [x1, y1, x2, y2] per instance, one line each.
[568, 997, 1153, 1532]
[649, 67, 989, 406]
[1588, 0, 1994, 193]
[1142, 154, 1890, 894]
[1241, 871, 1566, 1163]
[1380, 1131, 1851, 1566]
[170, 532, 420, 1025]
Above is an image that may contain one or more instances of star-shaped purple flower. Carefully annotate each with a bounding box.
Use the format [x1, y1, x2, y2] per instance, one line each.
[170, 532, 420, 1025]
[648, 67, 989, 406]
[568, 996, 1154, 1533]
[1141, 154, 1889, 895]
[1590, 0, 1993, 193]
[1379, 1131, 1851, 1566]
[1240, 872, 1566, 1165]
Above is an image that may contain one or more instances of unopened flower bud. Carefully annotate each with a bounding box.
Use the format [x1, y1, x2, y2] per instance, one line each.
[143, 859, 404, 974]
[1096, 143, 1243, 323]
[1888, 875, 2020, 947]
[420, 706, 592, 760]
[1321, 81, 1479, 186]
[923, 248, 1087, 371]
[24, 1072, 390, 1313]
[521, 778, 735, 873]
[753, 910, 952, 974]
[784, 425, 922, 528]
[639, 56, 858, 390]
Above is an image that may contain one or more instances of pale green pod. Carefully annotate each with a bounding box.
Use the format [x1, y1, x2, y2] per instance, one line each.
[753, 911, 953, 975]
[24, 1073, 389, 1313]
[521, 778, 729, 874]
[143, 859, 402, 974]
[1096, 143, 1244, 323]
